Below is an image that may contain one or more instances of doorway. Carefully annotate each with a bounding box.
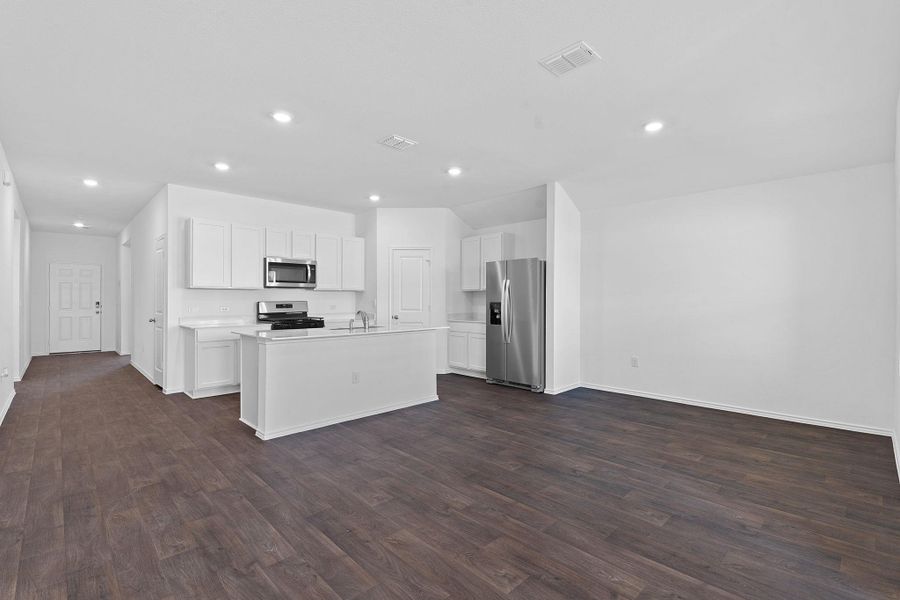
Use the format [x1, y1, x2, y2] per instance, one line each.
[48, 263, 102, 353]
[389, 247, 432, 329]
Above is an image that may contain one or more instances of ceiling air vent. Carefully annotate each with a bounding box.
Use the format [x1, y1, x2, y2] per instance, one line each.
[378, 134, 419, 151]
[539, 41, 599, 77]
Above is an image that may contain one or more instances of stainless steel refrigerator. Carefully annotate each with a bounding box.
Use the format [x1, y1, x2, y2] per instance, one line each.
[486, 258, 546, 392]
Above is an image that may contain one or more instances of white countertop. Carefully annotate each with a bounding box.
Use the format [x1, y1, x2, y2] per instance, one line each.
[447, 313, 486, 324]
[235, 325, 448, 343]
[180, 317, 258, 330]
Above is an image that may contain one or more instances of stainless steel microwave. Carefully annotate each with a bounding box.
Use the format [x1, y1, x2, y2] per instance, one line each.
[264, 257, 317, 288]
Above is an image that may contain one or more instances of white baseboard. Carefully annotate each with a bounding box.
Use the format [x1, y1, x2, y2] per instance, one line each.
[13, 356, 31, 383]
[255, 395, 439, 440]
[129, 360, 154, 383]
[448, 367, 486, 379]
[184, 385, 238, 399]
[163, 387, 184, 395]
[893, 431, 900, 484]
[0, 389, 15, 426]
[580, 382, 894, 437]
[544, 382, 582, 395]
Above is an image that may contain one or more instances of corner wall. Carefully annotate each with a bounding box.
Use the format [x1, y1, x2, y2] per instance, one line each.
[0, 139, 31, 424]
[582, 163, 896, 434]
[546, 182, 582, 394]
[894, 90, 900, 480]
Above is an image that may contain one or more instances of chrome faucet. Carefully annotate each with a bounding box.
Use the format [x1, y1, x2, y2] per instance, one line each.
[355, 310, 370, 332]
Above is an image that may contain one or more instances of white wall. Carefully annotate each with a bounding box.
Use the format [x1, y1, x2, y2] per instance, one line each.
[894, 92, 900, 479]
[119, 185, 167, 382]
[0, 138, 30, 423]
[30, 231, 118, 355]
[546, 183, 582, 394]
[165, 184, 358, 393]
[582, 163, 896, 433]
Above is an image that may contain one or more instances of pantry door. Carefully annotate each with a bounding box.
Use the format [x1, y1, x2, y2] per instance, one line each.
[389, 248, 432, 329]
[48, 263, 102, 353]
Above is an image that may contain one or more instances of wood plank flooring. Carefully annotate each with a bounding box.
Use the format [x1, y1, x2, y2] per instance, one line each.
[1, 352, 899, 599]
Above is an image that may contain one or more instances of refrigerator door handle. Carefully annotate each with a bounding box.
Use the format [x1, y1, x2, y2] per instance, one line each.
[502, 278, 511, 343]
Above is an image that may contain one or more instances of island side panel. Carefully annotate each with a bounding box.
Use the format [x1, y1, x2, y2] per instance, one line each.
[239, 335, 260, 429]
[256, 329, 438, 440]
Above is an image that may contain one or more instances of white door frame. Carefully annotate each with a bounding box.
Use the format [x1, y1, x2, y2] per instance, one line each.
[388, 246, 433, 328]
[153, 235, 166, 388]
[48, 262, 103, 353]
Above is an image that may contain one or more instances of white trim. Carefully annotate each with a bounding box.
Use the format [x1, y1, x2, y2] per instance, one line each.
[130, 359, 154, 383]
[14, 356, 31, 383]
[0, 389, 14, 426]
[254, 395, 439, 440]
[448, 367, 485, 379]
[893, 431, 900, 484]
[184, 386, 238, 399]
[581, 382, 894, 437]
[544, 381, 581, 395]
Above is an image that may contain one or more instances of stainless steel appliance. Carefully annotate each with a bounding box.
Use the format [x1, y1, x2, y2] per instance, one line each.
[257, 300, 324, 330]
[264, 257, 316, 288]
[486, 258, 545, 392]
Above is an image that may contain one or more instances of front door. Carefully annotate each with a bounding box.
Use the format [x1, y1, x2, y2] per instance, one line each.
[49, 263, 102, 353]
[390, 248, 431, 329]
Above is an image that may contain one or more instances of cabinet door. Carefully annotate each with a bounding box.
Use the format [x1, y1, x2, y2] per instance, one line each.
[315, 234, 342, 290]
[448, 332, 468, 368]
[189, 218, 230, 288]
[231, 224, 264, 289]
[265, 228, 291, 257]
[291, 232, 316, 259]
[460, 236, 481, 291]
[196, 340, 238, 388]
[480, 233, 504, 291]
[467, 333, 486, 372]
[341, 236, 365, 291]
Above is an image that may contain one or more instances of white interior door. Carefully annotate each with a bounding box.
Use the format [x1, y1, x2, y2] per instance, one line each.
[153, 236, 166, 386]
[390, 248, 431, 329]
[49, 263, 102, 353]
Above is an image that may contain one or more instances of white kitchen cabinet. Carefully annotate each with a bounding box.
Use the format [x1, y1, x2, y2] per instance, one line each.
[447, 321, 487, 376]
[231, 224, 264, 289]
[188, 218, 231, 288]
[448, 332, 468, 369]
[291, 232, 316, 259]
[265, 227, 292, 257]
[183, 327, 245, 398]
[315, 234, 342, 290]
[460, 232, 513, 291]
[341, 236, 365, 291]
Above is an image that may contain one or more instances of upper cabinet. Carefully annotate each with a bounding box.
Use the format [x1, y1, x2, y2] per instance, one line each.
[188, 218, 231, 288]
[315, 234, 341, 290]
[230, 224, 264, 289]
[189, 218, 363, 291]
[341, 237, 365, 291]
[265, 227, 291, 257]
[460, 232, 513, 291]
[291, 232, 316, 260]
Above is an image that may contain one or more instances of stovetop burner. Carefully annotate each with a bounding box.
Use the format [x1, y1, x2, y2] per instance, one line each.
[257, 300, 325, 331]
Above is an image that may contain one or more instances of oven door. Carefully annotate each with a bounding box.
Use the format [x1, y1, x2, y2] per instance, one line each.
[264, 257, 317, 288]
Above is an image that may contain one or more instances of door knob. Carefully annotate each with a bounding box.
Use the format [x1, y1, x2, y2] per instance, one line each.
[392, 315, 399, 320]
[148, 318, 156, 323]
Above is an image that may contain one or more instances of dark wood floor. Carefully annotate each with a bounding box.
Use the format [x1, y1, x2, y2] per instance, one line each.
[1, 353, 899, 599]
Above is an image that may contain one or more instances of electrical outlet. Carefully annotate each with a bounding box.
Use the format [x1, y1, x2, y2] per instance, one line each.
[219, 306, 230, 312]
[188, 306, 200, 313]
[1, 367, 8, 378]
[631, 356, 639, 368]
[351, 372, 360, 384]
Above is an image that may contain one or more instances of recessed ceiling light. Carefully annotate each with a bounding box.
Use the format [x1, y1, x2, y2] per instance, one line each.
[214, 162, 230, 172]
[369, 194, 380, 202]
[83, 178, 99, 187]
[447, 167, 462, 177]
[73, 221, 86, 228]
[271, 111, 293, 124]
[643, 121, 665, 134]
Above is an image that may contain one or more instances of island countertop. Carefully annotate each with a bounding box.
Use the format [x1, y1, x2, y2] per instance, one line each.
[234, 325, 448, 343]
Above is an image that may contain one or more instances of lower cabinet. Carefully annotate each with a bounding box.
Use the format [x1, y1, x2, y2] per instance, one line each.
[185, 327, 242, 398]
[447, 321, 487, 377]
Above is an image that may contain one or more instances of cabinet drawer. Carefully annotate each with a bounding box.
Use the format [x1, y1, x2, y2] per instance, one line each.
[196, 328, 241, 342]
[448, 321, 486, 335]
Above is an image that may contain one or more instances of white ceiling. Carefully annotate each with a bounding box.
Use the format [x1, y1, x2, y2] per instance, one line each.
[1, 1, 898, 235]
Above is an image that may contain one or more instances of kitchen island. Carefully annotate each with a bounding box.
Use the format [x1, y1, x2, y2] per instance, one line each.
[235, 326, 446, 440]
